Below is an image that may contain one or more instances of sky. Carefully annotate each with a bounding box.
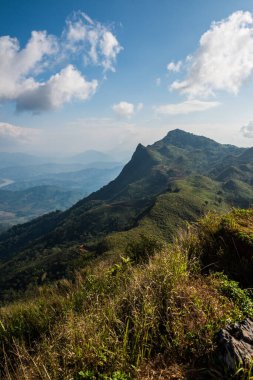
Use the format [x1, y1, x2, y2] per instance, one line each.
[1, 0, 253, 158]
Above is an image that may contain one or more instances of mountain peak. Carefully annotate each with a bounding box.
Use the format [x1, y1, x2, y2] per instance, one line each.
[135, 143, 145, 150]
[161, 129, 220, 149]
[166, 128, 188, 137]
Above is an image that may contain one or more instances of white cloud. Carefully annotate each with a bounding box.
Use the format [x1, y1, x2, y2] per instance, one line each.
[0, 122, 40, 149]
[241, 121, 253, 138]
[0, 32, 57, 101]
[0, 12, 121, 113]
[112, 101, 143, 118]
[67, 19, 87, 42]
[16, 65, 97, 112]
[167, 61, 182, 72]
[154, 100, 220, 115]
[66, 12, 122, 71]
[170, 11, 253, 98]
[0, 123, 37, 140]
[100, 31, 122, 71]
[113, 102, 134, 117]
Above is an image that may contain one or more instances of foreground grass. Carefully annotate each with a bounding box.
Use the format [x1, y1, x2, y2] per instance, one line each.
[0, 209, 253, 379]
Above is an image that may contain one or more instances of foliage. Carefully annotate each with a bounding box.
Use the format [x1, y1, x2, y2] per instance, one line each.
[196, 208, 253, 287]
[215, 274, 253, 318]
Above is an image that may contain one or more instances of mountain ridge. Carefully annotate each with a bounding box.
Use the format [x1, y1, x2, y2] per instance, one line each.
[0, 129, 252, 297]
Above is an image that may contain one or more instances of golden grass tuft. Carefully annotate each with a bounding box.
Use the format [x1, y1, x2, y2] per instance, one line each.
[0, 209, 253, 379]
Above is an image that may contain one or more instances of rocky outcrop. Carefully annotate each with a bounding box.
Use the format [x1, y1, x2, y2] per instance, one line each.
[217, 318, 253, 373]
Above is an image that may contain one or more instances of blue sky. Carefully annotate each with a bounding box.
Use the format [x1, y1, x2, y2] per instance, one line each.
[1, 0, 253, 157]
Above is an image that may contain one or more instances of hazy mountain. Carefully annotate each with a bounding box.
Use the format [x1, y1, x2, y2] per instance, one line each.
[68, 149, 114, 164]
[0, 163, 87, 181]
[3, 164, 122, 189]
[0, 152, 48, 169]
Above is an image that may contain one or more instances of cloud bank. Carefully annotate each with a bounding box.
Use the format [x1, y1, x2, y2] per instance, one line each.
[157, 11, 253, 117]
[16, 65, 98, 112]
[154, 100, 220, 115]
[0, 12, 122, 113]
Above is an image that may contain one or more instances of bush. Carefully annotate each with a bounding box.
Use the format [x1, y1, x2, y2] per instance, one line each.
[126, 234, 164, 263]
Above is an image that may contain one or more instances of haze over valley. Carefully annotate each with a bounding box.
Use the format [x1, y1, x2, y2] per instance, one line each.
[0, 150, 123, 230]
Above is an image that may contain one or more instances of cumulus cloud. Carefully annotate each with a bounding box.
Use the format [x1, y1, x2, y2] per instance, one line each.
[112, 101, 143, 118]
[241, 121, 253, 138]
[170, 11, 253, 98]
[167, 61, 182, 72]
[0, 12, 121, 112]
[16, 65, 97, 112]
[0, 32, 57, 101]
[154, 100, 220, 115]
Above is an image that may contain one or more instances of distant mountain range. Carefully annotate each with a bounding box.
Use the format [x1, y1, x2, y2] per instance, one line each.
[0, 129, 252, 298]
[0, 152, 46, 169]
[68, 149, 114, 164]
[0, 149, 116, 168]
[0, 149, 123, 230]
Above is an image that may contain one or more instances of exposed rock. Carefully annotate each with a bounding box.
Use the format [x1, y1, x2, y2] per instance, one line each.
[217, 318, 253, 372]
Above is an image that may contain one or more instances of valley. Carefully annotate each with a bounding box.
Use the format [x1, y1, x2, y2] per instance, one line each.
[0, 152, 123, 231]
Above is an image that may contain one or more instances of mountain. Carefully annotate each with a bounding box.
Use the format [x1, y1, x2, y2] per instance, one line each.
[0, 150, 115, 169]
[68, 149, 114, 164]
[4, 165, 122, 194]
[0, 129, 252, 298]
[0, 152, 48, 169]
[0, 163, 87, 181]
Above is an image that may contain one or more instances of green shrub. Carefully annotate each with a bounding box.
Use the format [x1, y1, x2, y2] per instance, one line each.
[126, 233, 164, 263]
[217, 274, 253, 318]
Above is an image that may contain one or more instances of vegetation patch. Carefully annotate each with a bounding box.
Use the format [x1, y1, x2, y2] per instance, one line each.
[0, 209, 253, 379]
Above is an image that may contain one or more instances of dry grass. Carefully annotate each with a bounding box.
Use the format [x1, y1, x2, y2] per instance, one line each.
[1, 209, 253, 379]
